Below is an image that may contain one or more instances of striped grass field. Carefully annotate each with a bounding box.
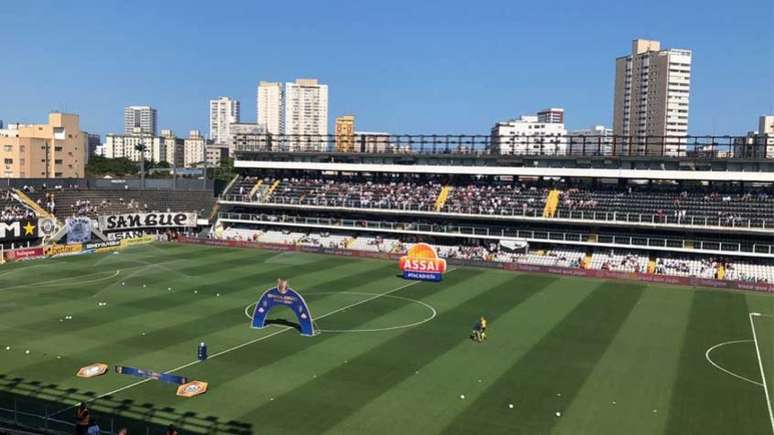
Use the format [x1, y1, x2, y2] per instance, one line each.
[0, 243, 773, 434]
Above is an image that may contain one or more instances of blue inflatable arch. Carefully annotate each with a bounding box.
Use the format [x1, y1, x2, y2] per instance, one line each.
[251, 280, 315, 336]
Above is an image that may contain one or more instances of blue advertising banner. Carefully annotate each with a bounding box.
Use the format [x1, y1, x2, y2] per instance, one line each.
[114, 365, 189, 385]
[251, 280, 315, 336]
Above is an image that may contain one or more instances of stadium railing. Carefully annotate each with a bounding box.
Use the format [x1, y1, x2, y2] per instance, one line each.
[216, 212, 774, 256]
[232, 134, 770, 159]
[218, 194, 774, 232]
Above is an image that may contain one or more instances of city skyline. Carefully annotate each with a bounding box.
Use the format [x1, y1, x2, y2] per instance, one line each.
[1, 1, 771, 138]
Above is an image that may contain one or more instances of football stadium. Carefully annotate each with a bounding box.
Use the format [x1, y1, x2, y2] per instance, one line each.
[0, 135, 773, 434]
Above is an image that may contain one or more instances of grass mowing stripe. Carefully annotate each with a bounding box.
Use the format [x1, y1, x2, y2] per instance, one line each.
[233, 275, 557, 433]
[0, 254, 347, 340]
[664, 290, 769, 434]
[550, 286, 693, 435]
[749, 313, 774, 434]
[3, 259, 396, 383]
[93, 269, 487, 429]
[66, 269, 480, 422]
[440, 281, 645, 435]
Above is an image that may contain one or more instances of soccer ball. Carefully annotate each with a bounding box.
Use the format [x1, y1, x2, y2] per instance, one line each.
[509, 404, 514, 409]
[4, 346, 9, 351]
[25, 350, 30, 355]
[459, 394, 465, 399]
[555, 411, 561, 417]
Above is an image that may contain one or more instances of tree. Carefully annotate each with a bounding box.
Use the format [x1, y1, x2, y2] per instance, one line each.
[86, 155, 138, 177]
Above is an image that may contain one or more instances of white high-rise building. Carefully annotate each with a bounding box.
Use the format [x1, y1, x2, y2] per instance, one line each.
[491, 111, 567, 156]
[281, 78, 328, 151]
[123, 106, 157, 135]
[209, 97, 240, 144]
[257, 82, 282, 134]
[613, 39, 692, 156]
[184, 129, 206, 167]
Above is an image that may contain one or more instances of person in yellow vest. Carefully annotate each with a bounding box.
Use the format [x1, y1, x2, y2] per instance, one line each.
[471, 316, 488, 342]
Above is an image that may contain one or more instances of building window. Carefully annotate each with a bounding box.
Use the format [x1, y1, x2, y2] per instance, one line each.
[3, 145, 11, 152]
[4, 158, 12, 164]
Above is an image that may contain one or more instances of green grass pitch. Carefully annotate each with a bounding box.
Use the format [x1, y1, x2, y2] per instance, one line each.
[0, 243, 773, 434]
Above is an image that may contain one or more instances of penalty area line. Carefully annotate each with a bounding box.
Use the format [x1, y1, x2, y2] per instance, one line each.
[62, 275, 439, 412]
[749, 312, 774, 434]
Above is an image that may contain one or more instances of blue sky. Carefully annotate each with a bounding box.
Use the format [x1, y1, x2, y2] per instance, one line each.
[1, 0, 772, 137]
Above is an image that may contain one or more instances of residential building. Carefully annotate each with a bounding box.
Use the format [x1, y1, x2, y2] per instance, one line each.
[613, 39, 692, 156]
[228, 122, 266, 154]
[257, 81, 282, 134]
[491, 112, 567, 155]
[335, 115, 355, 152]
[569, 125, 614, 156]
[0, 112, 86, 178]
[86, 133, 101, 163]
[104, 133, 154, 162]
[152, 129, 184, 167]
[184, 130, 206, 167]
[353, 131, 392, 153]
[205, 143, 229, 167]
[209, 97, 240, 144]
[537, 108, 564, 124]
[281, 78, 328, 151]
[734, 115, 774, 159]
[123, 106, 157, 135]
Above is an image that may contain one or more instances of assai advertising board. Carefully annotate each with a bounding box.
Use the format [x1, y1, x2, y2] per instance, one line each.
[399, 243, 447, 282]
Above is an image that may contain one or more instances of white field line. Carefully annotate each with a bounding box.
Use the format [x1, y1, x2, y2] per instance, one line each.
[749, 312, 774, 434]
[85, 278, 427, 403]
[1, 270, 121, 292]
[705, 340, 763, 387]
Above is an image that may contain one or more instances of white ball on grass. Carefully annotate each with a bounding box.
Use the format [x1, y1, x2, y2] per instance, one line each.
[555, 411, 561, 417]
[508, 404, 514, 409]
[143, 284, 146, 288]
[121, 282, 125, 286]
[194, 290, 198, 294]
[216, 293, 220, 297]
[25, 350, 30, 355]
[168, 287, 171, 291]
[5, 346, 10, 351]
[459, 394, 465, 399]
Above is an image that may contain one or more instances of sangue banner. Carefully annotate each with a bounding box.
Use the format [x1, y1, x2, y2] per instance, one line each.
[98, 212, 197, 231]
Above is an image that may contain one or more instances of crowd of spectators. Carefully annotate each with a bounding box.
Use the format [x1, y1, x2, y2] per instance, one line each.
[0, 190, 36, 221]
[237, 176, 774, 227]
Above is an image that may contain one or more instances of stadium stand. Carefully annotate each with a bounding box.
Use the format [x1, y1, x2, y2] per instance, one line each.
[216, 158, 774, 286]
[222, 175, 774, 229]
[0, 190, 36, 221]
[24, 188, 215, 219]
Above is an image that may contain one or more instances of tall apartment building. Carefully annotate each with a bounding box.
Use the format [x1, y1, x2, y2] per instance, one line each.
[123, 106, 158, 135]
[257, 82, 282, 134]
[613, 39, 692, 156]
[282, 79, 328, 151]
[0, 112, 86, 178]
[184, 130, 206, 167]
[335, 115, 355, 152]
[209, 97, 240, 144]
[491, 110, 567, 156]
